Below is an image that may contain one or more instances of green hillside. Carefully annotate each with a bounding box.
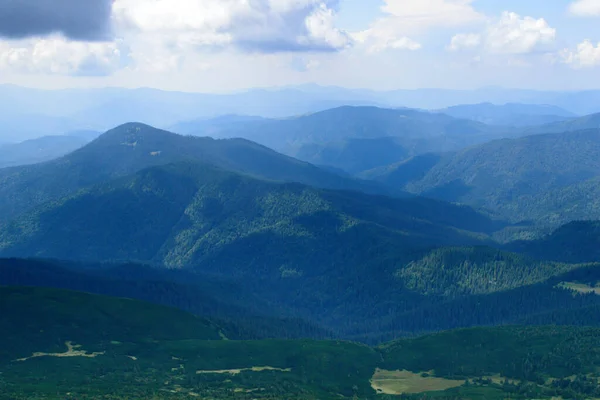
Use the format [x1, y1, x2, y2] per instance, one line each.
[396, 246, 576, 296]
[0, 123, 388, 223]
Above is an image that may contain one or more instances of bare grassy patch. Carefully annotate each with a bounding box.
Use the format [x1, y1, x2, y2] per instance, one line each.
[14, 341, 105, 362]
[196, 366, 291, 375]
[557, 282, 600, 295]
[370, 369, 464, 395]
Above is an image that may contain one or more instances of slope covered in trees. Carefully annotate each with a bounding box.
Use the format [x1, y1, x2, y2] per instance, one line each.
[369, 129, 600, 227]
[0, 123, 388, 223]
[507, 221, 600, 263]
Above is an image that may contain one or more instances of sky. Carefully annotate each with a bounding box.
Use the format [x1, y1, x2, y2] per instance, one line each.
[0, 0, 599, 92]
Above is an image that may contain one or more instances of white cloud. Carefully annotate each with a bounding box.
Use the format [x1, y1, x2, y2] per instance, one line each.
[486, 12, 556, 54]
[448, 33, 481, 51]
[0, 36, 127, 75]
[112, 0, 351, 53]
[360, 36, 422, 53]
[449, 12, 556, 55]
[561, 39, 600, 67]
[569, 0, 600, 16]
[354, 0, 483, 53]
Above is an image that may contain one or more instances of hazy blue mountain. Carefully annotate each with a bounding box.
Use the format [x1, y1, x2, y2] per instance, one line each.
[169, 114, 268, 136]
[440, 102, 576, 127]
[171, 106, 508, 174]
[0, 113, 88, 142]
[292, 137, 411, 174]
[65, 129, 102, 141]
[359, 153, 445, 187]
[0, 135, 91, 168]
[0, 123, 393, 223]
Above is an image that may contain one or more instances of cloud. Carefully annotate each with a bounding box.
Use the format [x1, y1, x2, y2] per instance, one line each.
[0, 36, 128, 76]
[486, 12, 556, 54]
[0, 0, 113, 41]
[290, 57, 321, 71]
[569, 0, 600, 16]
[354, 0, 483, 53]
[561, 39, 600, 67]
[365, 37, 422, 53]
[449, 12, 556, 54]
[112, 0, 352, 53]
[448, 33, 481, 51]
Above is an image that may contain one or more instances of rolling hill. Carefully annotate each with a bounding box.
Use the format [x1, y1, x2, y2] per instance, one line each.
[0, 123, 390, 223]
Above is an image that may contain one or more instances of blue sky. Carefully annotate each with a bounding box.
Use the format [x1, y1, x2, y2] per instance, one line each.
[0, 0, 599, 91]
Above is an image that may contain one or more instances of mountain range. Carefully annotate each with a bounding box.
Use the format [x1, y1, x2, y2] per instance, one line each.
[171, 106, 512, 174]
[3, 123, 600, 342]
[4, 83, 600, 142]
[5, 95, 600, 399]
[0, 123, 392, 224]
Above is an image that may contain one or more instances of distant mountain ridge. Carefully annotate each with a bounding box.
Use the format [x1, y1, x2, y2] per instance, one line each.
[439, 102, 576, 127]
[171, 106, 510, 174]
[0, 135, 92, 168]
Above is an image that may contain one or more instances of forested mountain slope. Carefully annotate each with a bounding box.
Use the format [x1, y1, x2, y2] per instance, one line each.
[507, 221, 600, 263]
[369, 129, 600, 226]
[0, 123, 389, 223]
